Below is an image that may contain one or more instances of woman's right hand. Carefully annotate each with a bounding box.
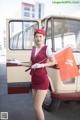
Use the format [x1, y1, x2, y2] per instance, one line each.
[31, 63, 44, 69]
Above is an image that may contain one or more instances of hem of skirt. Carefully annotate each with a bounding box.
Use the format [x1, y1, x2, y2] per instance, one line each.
[32, 86, 49, 90]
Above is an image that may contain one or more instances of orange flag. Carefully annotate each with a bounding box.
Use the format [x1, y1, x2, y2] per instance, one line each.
[54, 47, 79, 81]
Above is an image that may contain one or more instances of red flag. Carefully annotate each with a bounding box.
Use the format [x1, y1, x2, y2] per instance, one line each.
[54, 47, 79, 81]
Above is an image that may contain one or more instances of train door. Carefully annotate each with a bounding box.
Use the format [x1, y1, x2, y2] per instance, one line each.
[53, 18, 80, 94]
[6, 19, 39, 94]
[41, 16, 80, 94]
[75, 31, 80, 92]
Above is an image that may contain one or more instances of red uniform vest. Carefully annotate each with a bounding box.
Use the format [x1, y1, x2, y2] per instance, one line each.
[30, 45, 49, 90]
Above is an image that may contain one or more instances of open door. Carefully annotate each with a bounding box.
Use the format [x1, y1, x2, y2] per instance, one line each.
[6, 19, 39, 94]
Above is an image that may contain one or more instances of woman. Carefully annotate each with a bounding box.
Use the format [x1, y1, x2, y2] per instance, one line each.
[30, 29, 57, 120]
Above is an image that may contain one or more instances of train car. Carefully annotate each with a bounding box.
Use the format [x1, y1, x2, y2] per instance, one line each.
[6, 15, 80, 111]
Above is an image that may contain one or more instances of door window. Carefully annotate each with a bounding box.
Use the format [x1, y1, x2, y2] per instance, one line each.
[9, 20, 39, 50]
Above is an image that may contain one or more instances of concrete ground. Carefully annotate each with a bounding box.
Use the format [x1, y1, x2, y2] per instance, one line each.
[0, 63, 80, 120]
[0, 93, 37, 120]
[0, 63, 53, 120]
[0, 92, 57, 120]
[0, 93, 80, 120]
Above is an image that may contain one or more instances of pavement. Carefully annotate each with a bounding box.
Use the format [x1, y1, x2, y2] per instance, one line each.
[0, 90, 55, 120]
[0, 63, 7, 95]
[0, 93, 38, 120]
[0, 63, 52, 120]
[1, 93, 80, 120]
[0, 63, 80, 120]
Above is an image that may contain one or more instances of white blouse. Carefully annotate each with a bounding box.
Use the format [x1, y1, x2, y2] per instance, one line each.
[35, 46, 53, 57]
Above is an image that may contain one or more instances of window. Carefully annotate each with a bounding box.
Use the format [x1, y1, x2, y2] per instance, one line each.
[41, 19, 46, 30]
[46, 19, 52, 49]
[9, 21, 39, 50]
[24, 12, 30, 17]
[32, 14, 35, 18]
[54, 19, 80, 52]
[24, 7, 30, 11]
[32, 6, 35, 12]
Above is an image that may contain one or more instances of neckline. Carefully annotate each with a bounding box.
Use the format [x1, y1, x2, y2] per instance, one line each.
[34, 45, 45, 57]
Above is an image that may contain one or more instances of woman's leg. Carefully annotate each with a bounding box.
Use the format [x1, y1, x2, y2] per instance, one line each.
[34, 90, 48, 120]
[32, 89, 37, 98]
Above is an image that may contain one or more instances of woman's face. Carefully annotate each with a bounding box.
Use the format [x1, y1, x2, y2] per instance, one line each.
[34, 33, 45, 46]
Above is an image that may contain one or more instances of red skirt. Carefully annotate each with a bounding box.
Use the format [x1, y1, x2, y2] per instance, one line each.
[32, 74, 49, 90]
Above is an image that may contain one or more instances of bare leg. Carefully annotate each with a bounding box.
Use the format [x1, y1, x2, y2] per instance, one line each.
[33, 89, 48, 120]
[32, 89, 37, 98]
